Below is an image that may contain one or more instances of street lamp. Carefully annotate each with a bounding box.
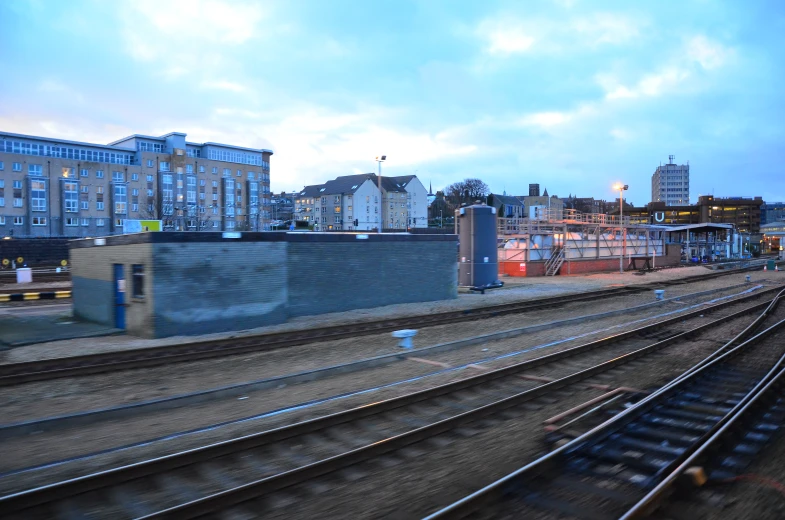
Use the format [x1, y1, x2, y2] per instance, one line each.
[614, 183, 629, 274]
[375, 155, 386, 234]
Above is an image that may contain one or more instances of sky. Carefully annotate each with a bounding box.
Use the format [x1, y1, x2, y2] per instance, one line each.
[0, 0, 783, 206]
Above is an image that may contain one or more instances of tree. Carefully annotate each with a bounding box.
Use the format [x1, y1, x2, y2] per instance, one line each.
[444, 178, 490, 208]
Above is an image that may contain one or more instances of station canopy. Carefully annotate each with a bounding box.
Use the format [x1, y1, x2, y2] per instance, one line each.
[656, 223, 735, 233]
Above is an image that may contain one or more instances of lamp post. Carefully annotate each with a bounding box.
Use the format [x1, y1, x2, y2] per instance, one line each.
[375, 155, 386, 233]
[614, 184, 629, 274]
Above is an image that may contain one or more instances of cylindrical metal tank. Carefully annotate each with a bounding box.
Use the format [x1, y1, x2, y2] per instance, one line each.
[457, 204, 498, 286]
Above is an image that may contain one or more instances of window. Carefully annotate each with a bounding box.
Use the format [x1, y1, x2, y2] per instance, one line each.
[131, 173, 139, 181]
[28, 164, 42, 176]
[81, 201, 89, 210]
[224, 178, 235, 216]
[226, 220, 235, 229]
[132, 265, 145, 298]
[199, 166, 205, 173]
[81, 218, 89, 227]
[13, 162, 21, 171]
[14, 216, 23, 225]
[62, 167, 73, 178]
[31, 179, 47, 211]
[114, 185, 127, 214]
[186, 164, 193, 174]
[65, 217, 78, 227]
[113, 171, 124, 182]
[0, 217, 4, 224]
[0, 161, 3, 170]
[160, 161, 170, 172]
[96, 170, 104, 178]
[32, 216, 47, 226]
[96, 218, 105, 226]
[115, 218, 124, 227]
[146, 174, 154, 182]
[212, 181, 218, 187]
[212, 167, 218, 174]
[223, 168, 231, 177]
[64, 181, 78, 212]
[147, 159, 154, 167]
[237, 169, 242, 177]
[199, 179, 206, 186]
[162, 174, 173, 213]
[80, 169, 89, 177]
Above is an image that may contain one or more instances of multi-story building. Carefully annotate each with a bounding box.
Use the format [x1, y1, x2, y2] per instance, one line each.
[294, 173, 428, 231]
[613, 196, 763, 233]
[761, 202, 785, 225]
[0, 130, 272, 237]
[651, 155, 690, 206]
[528, 183, 540, 197]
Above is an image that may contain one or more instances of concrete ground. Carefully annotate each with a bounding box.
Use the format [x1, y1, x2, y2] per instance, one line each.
[0, 305, 120, 349]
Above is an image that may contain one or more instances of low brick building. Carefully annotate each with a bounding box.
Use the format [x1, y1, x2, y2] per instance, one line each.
[70, 232, 458, 338]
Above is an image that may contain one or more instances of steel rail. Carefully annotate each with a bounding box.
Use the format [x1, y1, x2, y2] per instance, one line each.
[620, 339, 785, 519]
[0, 266, 773, 385]
[2, 288, 777, 518]
[0, 283, 771, 441]
[423, 289, 785, 520]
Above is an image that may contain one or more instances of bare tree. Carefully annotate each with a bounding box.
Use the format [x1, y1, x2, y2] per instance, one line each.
[445, 178, 490, 208]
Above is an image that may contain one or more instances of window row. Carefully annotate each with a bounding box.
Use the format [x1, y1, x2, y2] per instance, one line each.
[2, 140, 133, 164]
[207, 148, 268, 168]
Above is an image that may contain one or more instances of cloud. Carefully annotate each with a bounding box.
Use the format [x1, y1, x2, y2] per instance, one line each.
[599, 68, 690, 100]
[595, 35, 732, 101]
[201, 80, 248, 93]
[476, 12, 642, 56]
[479, 20, 536, 55]
[687, 35, 733, 70]
[517, 111, 571, 127]
[185, 105, 479, 189]
[124, 0, 265, 53]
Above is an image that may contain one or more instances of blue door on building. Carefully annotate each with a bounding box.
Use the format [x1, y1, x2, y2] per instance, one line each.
[114, 264, 126, 329]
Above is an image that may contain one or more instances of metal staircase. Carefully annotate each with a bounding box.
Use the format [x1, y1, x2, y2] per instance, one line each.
[544, 246, 565, 276]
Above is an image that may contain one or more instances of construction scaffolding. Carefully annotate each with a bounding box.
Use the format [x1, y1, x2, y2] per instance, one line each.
[497, 209, 667, 275]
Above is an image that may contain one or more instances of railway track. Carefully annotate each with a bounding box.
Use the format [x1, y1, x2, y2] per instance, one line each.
[2, 285, 782, 519]
[0, 267, 772, 386]
[425, 288, 785, 520]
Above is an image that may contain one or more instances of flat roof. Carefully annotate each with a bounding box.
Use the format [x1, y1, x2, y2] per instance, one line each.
[107, 133, 273, 154]
[1, 131, 137, 151]
[661, 223, 735, 232]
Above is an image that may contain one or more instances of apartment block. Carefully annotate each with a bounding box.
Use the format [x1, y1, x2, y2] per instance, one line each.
[294, 173, 429, 231]
[0, 130, 272, 237]
[651, 155, 690, 206]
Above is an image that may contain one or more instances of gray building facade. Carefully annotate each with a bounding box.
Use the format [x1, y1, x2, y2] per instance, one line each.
[651, 155, 690, 206]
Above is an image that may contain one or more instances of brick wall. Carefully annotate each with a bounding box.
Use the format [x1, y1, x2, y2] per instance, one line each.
[152, 241, 288, 337]
[287, 237, 457, 317]
[0, 238, 70, 266]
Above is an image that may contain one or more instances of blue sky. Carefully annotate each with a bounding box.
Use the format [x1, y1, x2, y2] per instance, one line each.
[1, 0, 783, 205]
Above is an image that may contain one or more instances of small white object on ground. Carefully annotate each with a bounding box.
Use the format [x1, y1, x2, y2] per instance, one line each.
[392, 329, 418, 349]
